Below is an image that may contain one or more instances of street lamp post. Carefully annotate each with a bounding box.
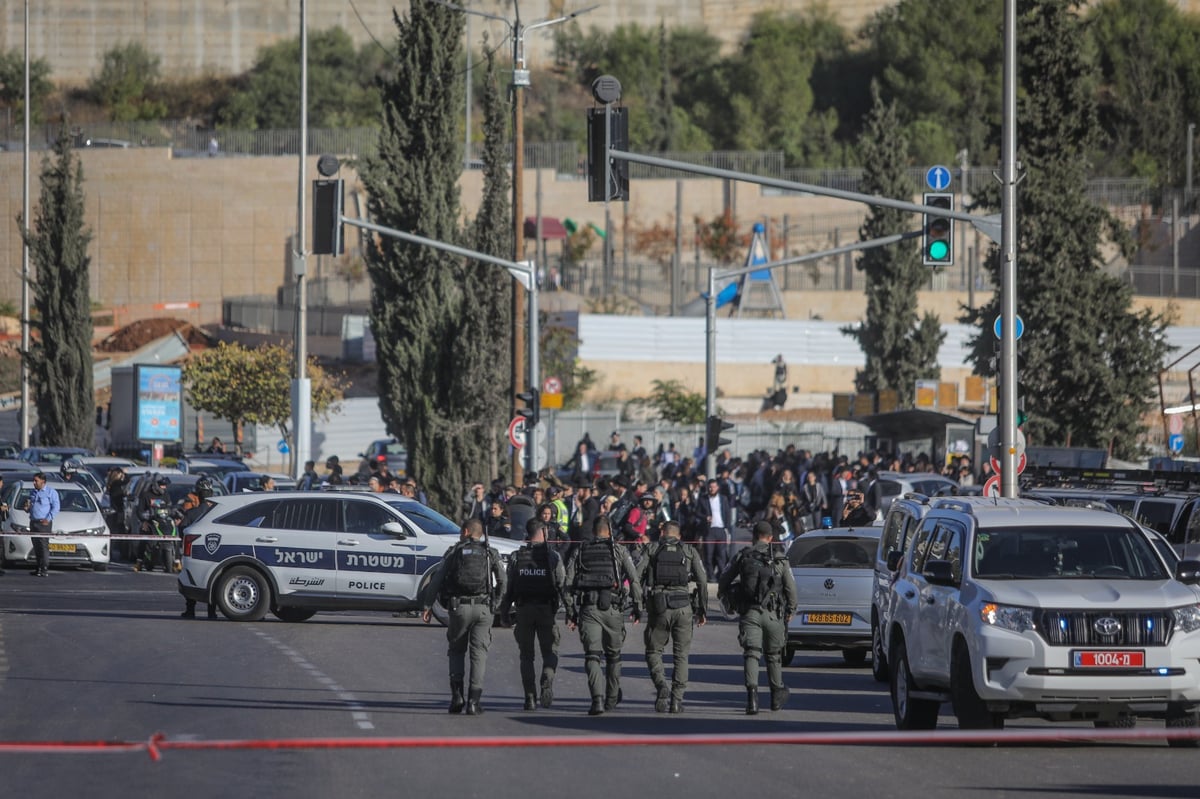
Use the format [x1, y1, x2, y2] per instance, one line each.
[292, 0, 311, 477]
[19, 0, 30, 447]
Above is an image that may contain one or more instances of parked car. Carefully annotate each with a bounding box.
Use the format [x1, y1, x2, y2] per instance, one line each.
[871, 493, 937, 683]
[180, 456, 251, 479]
[357, 439, 407, 477]
[0, 440, 20, 458]
[224, 472, 297, 493]
[786, 524, 882, 667]
[1, 478, 110, 571]
[177, 491, 520, 623]
[71, 456, 139, 486]
[885, 496, 1200, 742]
[18, 446, 93, 468]
[864, 471, 958, 516]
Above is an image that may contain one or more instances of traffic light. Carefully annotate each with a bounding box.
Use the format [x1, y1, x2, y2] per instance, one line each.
[922, 192, 954, 266]
[586, 106, 629, 202]
[706, 415, 734, 455]
[516, 389, 540, 429]
[312, 178, 344, 256]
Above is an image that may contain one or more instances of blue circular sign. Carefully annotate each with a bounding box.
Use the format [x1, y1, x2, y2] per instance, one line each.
[925, 165, 952, 191]
[277, 439, 290, 454]
[993, 314, 1025, 341]
[1169, 434, 1185, 454]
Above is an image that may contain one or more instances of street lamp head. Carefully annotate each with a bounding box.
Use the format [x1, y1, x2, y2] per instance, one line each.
[316, 154, 340, 177]
[591, 75, 622, 105]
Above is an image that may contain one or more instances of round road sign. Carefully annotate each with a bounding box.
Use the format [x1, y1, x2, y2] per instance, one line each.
[983, 474, 1001, 498]
[507, 416, 527, 449]
[543, 376, 563, 395]
[1169, 414, 1184, 435]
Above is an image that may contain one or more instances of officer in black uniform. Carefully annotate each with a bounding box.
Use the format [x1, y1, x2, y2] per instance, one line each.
[500, 519, 567, 710]
[423, 518, 506, 715]
[565, 516, 643, 716]
[179, 477, 219, 619]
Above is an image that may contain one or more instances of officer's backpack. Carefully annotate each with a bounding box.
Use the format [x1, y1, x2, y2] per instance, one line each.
[511, 545, 557, 600]
[575, 539, 616, 590]
[607, 494, 635, 530]
[650, 541, 690, 588]
[737, 547, 777, 608]
[451, 542, 491, 595]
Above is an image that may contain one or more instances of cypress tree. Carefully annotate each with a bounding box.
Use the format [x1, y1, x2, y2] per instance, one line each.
[843, 81, 944, 405]
[359, 4, 465, 512]
[456, 44, 513, 486]
[960, 0, 1170, 457]
[21, 133, 95, 447]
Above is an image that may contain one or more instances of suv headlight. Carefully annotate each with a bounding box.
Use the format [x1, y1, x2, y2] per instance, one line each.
[83, 527, 107, 536]
[1172, 604, 1200, 634]
[980, 602, 1036, 633]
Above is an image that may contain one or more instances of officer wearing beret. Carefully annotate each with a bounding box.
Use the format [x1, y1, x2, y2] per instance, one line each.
[500, 519, 567, 710]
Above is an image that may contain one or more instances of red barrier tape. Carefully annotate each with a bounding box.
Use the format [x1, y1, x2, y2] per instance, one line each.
[1, 727, 1197, 759]
[0, 533, 178, 542]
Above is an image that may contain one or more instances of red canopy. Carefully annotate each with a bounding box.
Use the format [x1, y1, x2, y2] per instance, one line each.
[524, 216, 568, 240]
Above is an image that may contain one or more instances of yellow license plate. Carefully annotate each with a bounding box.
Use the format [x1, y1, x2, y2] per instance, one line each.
[803, 612, 852, 625]
[49, 543, 75, 552]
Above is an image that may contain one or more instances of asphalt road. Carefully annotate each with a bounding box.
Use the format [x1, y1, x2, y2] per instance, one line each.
[1, 565, 1198, 799]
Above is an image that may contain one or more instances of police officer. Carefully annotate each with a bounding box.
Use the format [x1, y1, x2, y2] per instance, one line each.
[422, 518, 506, 715]
[135, 475, 175, 573]
[718, 520, 798, 714]
[179, 477, 219, 619]
[635, 520, 708, 713]
[500, 519, 566, 710]
[565, 516, 643, 716]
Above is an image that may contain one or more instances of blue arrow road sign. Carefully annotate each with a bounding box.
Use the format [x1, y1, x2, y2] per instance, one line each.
[926, 165, 952, 191]
[1169, 434, 1185, 454]
[993, 314, 1025, 341]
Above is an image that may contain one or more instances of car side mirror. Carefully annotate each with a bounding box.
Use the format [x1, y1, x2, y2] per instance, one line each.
[382, 521, 408, 538]
[886, 549, 903, 572]
[923, 559, 957, 586]
[1176, 559, 1200, 585]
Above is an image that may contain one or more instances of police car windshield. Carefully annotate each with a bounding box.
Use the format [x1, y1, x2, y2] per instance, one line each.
[385, 501, 459, 534]
[973, 525, 1168, 580]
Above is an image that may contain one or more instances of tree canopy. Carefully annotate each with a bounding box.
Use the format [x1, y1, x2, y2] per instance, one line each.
[183, 342, 344, 456]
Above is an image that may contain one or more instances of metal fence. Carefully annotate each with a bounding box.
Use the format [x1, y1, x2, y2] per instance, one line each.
[223, 296, 362, 337]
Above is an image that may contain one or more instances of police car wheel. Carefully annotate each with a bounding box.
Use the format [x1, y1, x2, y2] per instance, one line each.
[272, 607, 317, 623]
[216, 566, 271, 622]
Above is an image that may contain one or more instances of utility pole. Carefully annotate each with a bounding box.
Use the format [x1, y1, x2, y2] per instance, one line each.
[998, 0, 1020, 497]
[292, 0, 311, 477]
[19, 0, 30, 447]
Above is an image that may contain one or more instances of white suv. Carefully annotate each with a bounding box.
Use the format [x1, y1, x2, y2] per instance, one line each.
[885, 497, 1200, 744]
[177, 492, 519, 622]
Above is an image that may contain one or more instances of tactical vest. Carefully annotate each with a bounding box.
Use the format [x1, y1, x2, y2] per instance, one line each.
[451, 542, 491, 595]
[511, 545, 557, 601]
[651, 542, 690, 588]
[739, 547, 777, 607]
[575, 539, 616, 590]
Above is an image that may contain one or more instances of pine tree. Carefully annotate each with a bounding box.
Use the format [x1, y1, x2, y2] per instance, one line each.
[843, 82, 944, 405]
[456, 44, 513, 486]
[21, 133, 95, 447]
[960, 0, 1170, 457]
[358, 4, 466, 512]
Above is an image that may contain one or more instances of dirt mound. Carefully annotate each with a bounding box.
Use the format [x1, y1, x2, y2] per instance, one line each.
[96, 318, 212, 352]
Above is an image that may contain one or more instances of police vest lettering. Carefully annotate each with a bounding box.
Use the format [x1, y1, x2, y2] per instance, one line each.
[575, 540, 616, 590]
[651, 543, 690, 588]
[451, 543, 491, 595]
[739, 548, 777, 607]
[512, 546, 557, 600]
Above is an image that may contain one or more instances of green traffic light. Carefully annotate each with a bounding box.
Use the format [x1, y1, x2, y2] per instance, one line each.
[928, 240, 950, 261]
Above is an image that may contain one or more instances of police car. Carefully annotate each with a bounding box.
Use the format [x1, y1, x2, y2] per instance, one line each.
[177, 492, 520, 622]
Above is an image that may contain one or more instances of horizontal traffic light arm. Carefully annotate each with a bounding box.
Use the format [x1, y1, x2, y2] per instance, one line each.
[608, 149, 993, 237]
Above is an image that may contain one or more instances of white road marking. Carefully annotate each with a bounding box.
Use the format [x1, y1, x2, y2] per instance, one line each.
[251, 628, 374, 730]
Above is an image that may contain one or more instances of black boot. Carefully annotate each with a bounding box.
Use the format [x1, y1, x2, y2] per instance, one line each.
[539, 677, 553, 709]
[604, 687, 623, 711]
[770, 686, 790, 711]
[449, 679, 466, 714]
[655, 684, 671, 713]
[524, 693, 537, 711]
[588, 696, 605, 716]
[745, 688, 759, 715]
[465, 689, 484, 716]
[669, 697, 683, 714]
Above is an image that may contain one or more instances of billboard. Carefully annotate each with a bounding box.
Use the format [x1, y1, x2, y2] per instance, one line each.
[136, 365, 182, 441]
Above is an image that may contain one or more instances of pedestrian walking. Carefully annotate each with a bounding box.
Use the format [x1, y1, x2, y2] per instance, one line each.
[635, 520, 708, 713]
[565, 516, 643, 716]
[25, 472, 60, 577]
[422, 518, 506, 715]
[718, 521, 798, 714]
[500, 519, 566, 710]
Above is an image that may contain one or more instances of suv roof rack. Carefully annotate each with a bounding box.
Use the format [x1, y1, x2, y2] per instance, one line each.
[1021, 465, 1200, 494]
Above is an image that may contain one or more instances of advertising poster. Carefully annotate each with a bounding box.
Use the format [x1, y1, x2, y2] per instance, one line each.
[136, 365, 182, 441]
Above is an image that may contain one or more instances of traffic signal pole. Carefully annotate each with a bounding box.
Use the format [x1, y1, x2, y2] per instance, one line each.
[999, 0, 1020, 497]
